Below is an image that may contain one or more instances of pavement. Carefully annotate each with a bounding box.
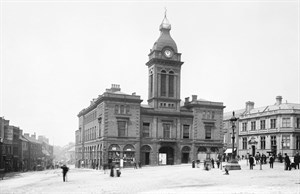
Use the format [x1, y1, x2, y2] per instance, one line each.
[0, 160, 300, 194]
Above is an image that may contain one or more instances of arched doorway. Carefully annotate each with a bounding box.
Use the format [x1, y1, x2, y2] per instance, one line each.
[123, 144, 135, 167]
[141, 145, 152, 165]
[197, 147, 207, 161]
[108, 144, 121, 165]
[159, 146, 174, 165]
[181, 146, 191, 163]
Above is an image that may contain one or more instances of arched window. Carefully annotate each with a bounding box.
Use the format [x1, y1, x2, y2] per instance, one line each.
[160, 70, 167, 96]
[168, 71, 174, 97]
[150, 73, 153, 97]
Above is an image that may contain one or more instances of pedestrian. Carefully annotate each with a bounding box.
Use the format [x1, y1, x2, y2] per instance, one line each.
[211, 158, 215, 168]
[294, 152, 300, 169]
[60, 164, 69, 182]
[116, 165, 121, 177]
[278, 153, 283, 163]
[249, 155, 254, 170]
[284, 153, 291, 171]
[216, 160, 220, 169]
[110, 164, 115, 177]
[138, 161, 142, 168]
[103, 163, 108, 174]
[269, 155, 274, 168]
[192, 160, 195, 168]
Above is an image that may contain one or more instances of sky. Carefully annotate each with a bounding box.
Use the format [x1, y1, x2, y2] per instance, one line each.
[0, 0, 299, 146]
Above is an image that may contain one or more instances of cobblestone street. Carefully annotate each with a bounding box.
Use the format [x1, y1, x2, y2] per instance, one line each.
[1, 160, 300, 194]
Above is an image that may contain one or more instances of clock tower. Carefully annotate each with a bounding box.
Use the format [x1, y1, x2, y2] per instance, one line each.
[146, 14, 184, 111]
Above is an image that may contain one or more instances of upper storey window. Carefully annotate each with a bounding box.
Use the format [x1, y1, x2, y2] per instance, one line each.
[161, 70, 167, 96]
[168, 71, 174, 97]
[282, 118, 291, 128]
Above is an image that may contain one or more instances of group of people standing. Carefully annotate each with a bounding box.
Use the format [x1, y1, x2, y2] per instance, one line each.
[248, 152, 300, 170]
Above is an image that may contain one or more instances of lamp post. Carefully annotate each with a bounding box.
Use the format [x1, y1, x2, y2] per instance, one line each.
[224, 111, 241, 170]
[230, 111, 238, 160]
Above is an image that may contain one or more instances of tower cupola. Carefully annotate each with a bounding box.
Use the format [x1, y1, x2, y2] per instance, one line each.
[152, 12, 178, 53]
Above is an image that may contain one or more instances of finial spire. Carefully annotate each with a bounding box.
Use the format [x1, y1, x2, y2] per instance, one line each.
[160, 7, 171, 30]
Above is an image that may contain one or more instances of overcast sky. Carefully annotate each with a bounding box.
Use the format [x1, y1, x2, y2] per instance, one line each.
[1, 0, 299, 146]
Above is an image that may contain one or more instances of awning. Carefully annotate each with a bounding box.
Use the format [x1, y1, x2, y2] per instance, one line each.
[224, 148, 236, 154]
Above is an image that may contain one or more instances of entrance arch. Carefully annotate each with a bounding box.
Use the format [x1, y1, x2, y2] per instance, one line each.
[159, 146, 174, 165]
[181, 146, 191, 163]
[141, 145, 152, 165]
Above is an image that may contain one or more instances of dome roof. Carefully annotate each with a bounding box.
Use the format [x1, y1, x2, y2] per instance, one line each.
[152, 15, 178, 53]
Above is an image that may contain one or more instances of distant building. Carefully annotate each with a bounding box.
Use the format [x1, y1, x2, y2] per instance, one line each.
[224, 96, 300, 158]
[75, 14, 225, 168]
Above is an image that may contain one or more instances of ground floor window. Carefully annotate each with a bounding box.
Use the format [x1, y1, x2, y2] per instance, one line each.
[296, 136, 300, 150]
[242, 137, 247, 149]
[260, 136, 266, 149]
[282, 135, 290, 149]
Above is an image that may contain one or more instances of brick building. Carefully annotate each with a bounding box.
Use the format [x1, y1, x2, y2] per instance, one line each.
[75, 14, 225, 168]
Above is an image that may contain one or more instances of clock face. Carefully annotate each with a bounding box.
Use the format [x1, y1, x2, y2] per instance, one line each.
[164, 49, 173, 58]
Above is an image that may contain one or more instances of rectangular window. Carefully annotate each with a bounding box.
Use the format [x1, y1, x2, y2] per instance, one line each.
[282, 118, 291, 128]
[120, 105, 125, 114]
[271, 136, 277, 146]
[150, 74, 153, 97]
[242, 122, 247, 131]
[296, 136, 300, 150]
[117, 121, 127, 137]
[260, 136, 266, 149]
[126, 105, 130, 114]
[212, 111, 215, 119]
[163, 123, 171, 138]
[296, 118, 300, 128]
[115, 105, 119, 114]
[205, 126, 212, 139]
[183, 125, 189, 139]
[260, 120, 265, 130]
[282, 135, 290, 149]
[242, 137, 247, 149]
[142, 123, 150, 138]
[251, 121, 256, 130]
[271, 119, 276, 129]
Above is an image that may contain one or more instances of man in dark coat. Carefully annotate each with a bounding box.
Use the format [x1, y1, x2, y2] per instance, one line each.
[249, 155, 254, 170]
[284, 153, 291, 170]
[211, 158, 215, 168]
[269, 155, 274, 168]
[60, 165, 69, 182]
[294, 152, 300, 169]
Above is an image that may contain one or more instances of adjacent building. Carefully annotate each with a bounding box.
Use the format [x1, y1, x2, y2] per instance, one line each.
[223, 96, 300, 158]
[75, 15, 225, 168]
[0, 117, 53, 172]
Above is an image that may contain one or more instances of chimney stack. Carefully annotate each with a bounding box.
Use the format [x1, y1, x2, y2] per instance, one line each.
[276, 96, 282, 105]
[192, 95, 197, 101]
[246, 101, 255, 112]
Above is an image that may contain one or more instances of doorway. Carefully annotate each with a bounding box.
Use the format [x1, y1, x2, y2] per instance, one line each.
[252, 145, 255, 156]
[181, 153, 189, 163]
[159, 146, 174, 165]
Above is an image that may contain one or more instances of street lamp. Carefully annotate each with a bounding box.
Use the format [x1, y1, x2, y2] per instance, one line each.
[230, 111, 238, 160]
[224, 111, 241, 170]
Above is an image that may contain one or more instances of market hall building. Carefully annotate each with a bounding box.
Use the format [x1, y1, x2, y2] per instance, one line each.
[75, 15, 225, 168]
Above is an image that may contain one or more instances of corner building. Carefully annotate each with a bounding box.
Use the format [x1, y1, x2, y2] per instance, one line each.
[75, 15, 225, 168]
